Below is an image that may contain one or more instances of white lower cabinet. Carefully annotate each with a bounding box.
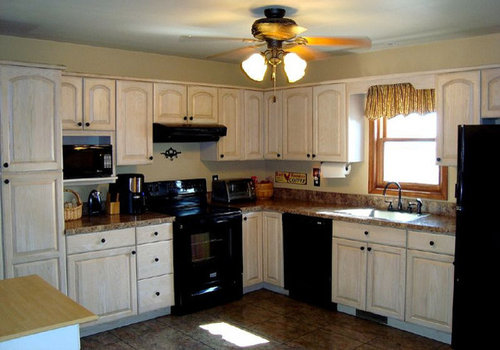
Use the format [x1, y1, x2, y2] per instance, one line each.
[66, 223, 174, 327]
[242, 211, 283, 289]
[332, 221, 406, 320]
[405, 230, 455, 332]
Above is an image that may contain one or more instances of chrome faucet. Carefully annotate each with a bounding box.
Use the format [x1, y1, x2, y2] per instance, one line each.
[383, 182, 403, 211]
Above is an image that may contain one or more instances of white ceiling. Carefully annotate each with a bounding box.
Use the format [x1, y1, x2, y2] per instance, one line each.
[1, 0, 500, 63]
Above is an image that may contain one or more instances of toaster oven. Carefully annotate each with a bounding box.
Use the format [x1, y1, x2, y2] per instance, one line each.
[211, 178, 256, 203]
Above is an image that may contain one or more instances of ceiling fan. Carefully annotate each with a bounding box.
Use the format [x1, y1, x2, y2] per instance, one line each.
[182, 7, 371, 83]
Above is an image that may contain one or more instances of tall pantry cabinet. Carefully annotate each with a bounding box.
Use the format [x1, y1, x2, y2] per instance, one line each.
[0, 63, 66, 293]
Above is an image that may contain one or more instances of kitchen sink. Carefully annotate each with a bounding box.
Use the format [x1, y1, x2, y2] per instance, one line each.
[333, 208, 429, 222]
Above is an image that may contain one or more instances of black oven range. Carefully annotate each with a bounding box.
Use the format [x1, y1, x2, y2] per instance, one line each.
[145, 178, 243, 315]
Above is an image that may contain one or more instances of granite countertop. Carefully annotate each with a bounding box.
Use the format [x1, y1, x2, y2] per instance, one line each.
[236, 199, 456, 235]
[65, 199, 455, 235]
[64, 212, 175, 235]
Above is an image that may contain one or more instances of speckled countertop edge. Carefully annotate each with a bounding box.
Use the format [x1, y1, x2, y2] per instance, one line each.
[65, 199, 455, 236]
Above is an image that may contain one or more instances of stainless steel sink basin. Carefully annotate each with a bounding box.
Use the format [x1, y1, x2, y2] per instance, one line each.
[333, 208, 429, 222]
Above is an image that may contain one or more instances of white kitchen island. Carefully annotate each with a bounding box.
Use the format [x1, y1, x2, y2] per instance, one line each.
[0, 275, 97, 350]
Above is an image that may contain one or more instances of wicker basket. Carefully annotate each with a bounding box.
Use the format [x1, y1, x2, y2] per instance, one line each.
[255, 182, 273, 200]
[64, 189, 82, 221]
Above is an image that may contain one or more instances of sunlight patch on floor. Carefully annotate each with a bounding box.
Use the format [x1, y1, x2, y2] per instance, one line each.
[199, 322, 269, 347]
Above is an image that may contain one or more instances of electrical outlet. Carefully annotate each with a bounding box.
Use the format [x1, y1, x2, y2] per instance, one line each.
[212, 175, 219, 181]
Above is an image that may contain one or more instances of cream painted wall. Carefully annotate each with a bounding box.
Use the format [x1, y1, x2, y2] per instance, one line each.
[0, 35, 265, 88]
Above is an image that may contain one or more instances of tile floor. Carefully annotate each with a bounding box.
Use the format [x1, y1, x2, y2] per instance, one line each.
[81, 290, 453, 349]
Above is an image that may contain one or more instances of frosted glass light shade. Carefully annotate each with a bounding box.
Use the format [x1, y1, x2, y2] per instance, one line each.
[284, 53, 306, 83]
[241, 53, 267, 81]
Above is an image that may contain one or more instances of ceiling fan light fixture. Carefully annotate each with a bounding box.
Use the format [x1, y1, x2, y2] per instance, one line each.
[241, 53, 267, 81]
[283, 52, 307, 83]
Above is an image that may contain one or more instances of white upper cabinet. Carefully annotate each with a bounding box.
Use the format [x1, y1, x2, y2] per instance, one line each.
[436, 71, 480, 166]
[0, 65, 62, 172]
[312, 84, 346, 162]
[216, 88, 243, 160]
[263, 91, 283, 160]
[116, 80, 153, 165]
[481, 68, 500, 118]
[62, 77, 116, 131]
[282, 87, 313, 160]
[187, 86, 218, 124]
[244, 90, 264, 160]
[154, 83, 187, 124]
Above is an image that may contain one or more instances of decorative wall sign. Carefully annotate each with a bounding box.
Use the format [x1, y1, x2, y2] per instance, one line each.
[161, 147, 182, 161]
[275, 171, 307, 185]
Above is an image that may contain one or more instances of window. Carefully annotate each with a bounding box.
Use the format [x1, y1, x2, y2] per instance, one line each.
[369, 112, 447, 200]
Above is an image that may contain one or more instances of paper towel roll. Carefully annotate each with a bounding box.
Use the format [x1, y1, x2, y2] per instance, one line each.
[320, 162, 351, 178]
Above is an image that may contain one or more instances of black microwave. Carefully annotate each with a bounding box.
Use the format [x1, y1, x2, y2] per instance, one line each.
[63, 144, 113, 179]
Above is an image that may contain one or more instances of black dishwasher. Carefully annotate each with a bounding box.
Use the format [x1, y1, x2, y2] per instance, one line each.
[283, 213, 335, 308]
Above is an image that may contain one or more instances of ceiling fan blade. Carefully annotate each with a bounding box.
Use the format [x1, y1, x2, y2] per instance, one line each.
[286, 45, 329, 61]
[303, 36, 371, 48]
[254, 23, 307, 40]
[180, 35, 260, 44]
[206, 44, 266, 60]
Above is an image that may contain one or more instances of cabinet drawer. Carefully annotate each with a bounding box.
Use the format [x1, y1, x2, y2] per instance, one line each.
[66, 228, 135, 254]
[408, 231, 455, 255]
[137, 241, 173, 279]
[138, 274, 174, 313]
[136, 223, 172, 244]
[333, 221, 406, 247]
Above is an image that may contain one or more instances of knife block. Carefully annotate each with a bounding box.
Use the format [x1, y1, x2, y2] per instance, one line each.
[106, 193, 120, 215]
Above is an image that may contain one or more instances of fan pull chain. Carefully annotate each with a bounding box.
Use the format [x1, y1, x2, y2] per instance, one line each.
[272, 64, 277, 103]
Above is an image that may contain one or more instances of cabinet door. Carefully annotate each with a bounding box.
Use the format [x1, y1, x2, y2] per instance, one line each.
[138, 274, 174, 313]
[406, 249, 454, 332]
[282, 87, 312, 160]
[187, 86, 218, 124]
[217, 88, 243, 160]
[0, 65, 62, 172]
[264, 91, 283, 160]
[481, 68, 500, 118]
[242, 212, 263, 287]
[262, 212, 283, 287]
[244, 90, 264, 160]
[313, 84, 346, 161]
[67, 246, 137, 326]
[366, 243, 406, 320]
[1, 171, 66, 292]
[332, 238, 366, 309]
[116, 80, 153, 165]
[436, 71, 480, 166]
[61, 76, 83, 130]
[154, 83, 187, 124]
[83, 78, 115, 131]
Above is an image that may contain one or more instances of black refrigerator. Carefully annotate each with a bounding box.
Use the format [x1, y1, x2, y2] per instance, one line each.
[452, 125, 500, 349]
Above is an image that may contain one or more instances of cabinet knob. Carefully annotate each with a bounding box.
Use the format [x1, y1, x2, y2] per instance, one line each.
[154, 257, 159, 262]
[189, 116, 193, 121]
[220, 154, 224, 159]
[4, 179, 9, 184]
[2, 162, 8, 168]
[243, 217, 247, 221]
[277, 153, 281, 158]
[183, 116, 188, 120]
[429, 241, 435, 246]
[149, 156, 153, 160]
[364, 231, 369, 235]
[154, 231, 159, 236]
[367, 247, 372, 252]
[77, 122, 82, 126]
[312, 154, 316, 158]
[85, 122, 90, 127]
[101, 238, 106, 243]
[436, 157, 441, 162]
[306, 154, 311, 158]
[360, 246, 365, 250]
[131, 250, 136, 255]
[155, 291, 160, 296]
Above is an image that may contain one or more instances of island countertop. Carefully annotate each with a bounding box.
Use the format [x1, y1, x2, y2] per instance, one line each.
[0, 275, 97, 342]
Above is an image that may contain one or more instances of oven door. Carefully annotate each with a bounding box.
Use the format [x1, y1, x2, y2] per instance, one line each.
[172, 212, 242, 314]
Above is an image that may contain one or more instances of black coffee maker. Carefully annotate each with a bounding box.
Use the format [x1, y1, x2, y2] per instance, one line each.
[112, 173, 146, 215]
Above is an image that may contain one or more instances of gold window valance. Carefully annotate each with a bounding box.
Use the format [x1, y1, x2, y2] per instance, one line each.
[364, 83, 435, 120]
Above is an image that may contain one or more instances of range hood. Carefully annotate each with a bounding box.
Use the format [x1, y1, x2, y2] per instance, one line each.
[153, 123, 227, 143]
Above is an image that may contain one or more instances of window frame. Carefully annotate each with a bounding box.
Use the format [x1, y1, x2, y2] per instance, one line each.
[368, 117, 448, 200]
